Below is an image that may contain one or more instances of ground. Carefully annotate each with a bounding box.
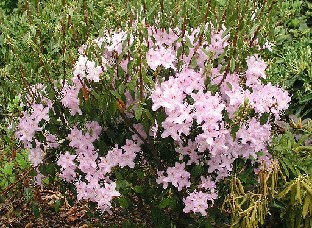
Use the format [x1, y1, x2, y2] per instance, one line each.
[0, 186, 151, 227]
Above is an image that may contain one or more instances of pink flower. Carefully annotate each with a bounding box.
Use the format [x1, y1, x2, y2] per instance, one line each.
[45, 133, 59, 149]
[28, 146, 44, 167]
[61, 82, 82, 116]
[15, 113, 41, 143]
[86, 60, 103, 82]
[85, 121, 102, 141]
[31, 103, 50, 122]
[176, 141, 202, 165]
[207, 27, 229, 58]
[183, 191, 212, 216]
[200, 176, 216, 191]
[73, 55, 88, 78]
[146, 46, 176, 70]
[34, 170, 45, 187]
[246, 55, 267, 86]
[157, 162, 191, 191]
[57, 151, 77, 182]
[236, 118, 271, 154]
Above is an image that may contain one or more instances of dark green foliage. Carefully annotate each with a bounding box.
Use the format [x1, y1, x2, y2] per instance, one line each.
[270, 117, 312, 179]
[0, 0, 18, 13]
[266, 0, 312, 118]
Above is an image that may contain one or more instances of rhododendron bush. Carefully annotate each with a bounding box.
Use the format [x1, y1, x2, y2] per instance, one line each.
[15, 18, 291, 221]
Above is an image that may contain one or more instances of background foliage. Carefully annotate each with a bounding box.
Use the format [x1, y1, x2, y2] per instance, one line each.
[266, 0, 311, 118]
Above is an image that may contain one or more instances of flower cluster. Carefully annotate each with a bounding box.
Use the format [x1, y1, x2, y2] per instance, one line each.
[59, 121, 142, 210]
[15, 20, 290, 217]
[147, 24, 289, 215]
[156, 162, 191, 191]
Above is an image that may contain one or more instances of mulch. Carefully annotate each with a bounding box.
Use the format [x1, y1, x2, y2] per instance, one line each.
[0, 187, 151, 228]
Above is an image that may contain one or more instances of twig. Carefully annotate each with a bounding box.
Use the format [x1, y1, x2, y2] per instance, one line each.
[119, 112, 163, 169]
[0, 167, 33, 196]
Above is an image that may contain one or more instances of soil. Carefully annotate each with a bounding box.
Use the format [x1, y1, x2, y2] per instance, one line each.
[0, 186, 151, 228]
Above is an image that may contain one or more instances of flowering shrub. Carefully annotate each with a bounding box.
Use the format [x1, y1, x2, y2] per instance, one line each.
[15, 19, 291, 221]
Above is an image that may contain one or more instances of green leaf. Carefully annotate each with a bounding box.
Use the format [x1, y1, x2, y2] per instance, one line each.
[116, 179, 131, 190]
[110, 90, 121, 100]
[143, 109, 154, 122]
[278, 181, 296, 199]
[16, 152, 29, 169]
[191, 165, 204, 177]
[280, 159, 289, 177]
[299, 93, 312, 104]
[226, 82, 233, 90]
[146, 2, 158, 18]
[260, 112, 270, 125]
[118, 197, 130, 208]
[216, 0, 226, 7]
[231, 124, 240, 139]
[9, 176, 15, 183]
[133, 185, 143, 194]
[159, 197, 176, 209]
[40, 163, 55, 176]
[256, 151, 265, 157]
[177, 45, 183, 58]
[32, 203, 41, 219]
[302, 193, 311, 218]
[135, 105, 143, 120]
[54, 199, 62, 212]
[2, 162, 13, 175]
[230, 59, 235, 72]
[115, 171, 123, 180]
[151, 207, 170, 227]
[24, 188, 33, 201]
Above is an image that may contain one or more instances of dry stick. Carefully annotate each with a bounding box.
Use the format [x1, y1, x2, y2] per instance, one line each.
[159, 0, 164, 15]
[181, 14, 187, 59]
[103, 81, 161, 168]
[119, 111, 163, 169]
[190, 1, 211, 62]
[232, 0, 241, 73]
[142, 0, 147, 16]
[82, 0, 89, 37]
[7, 34, 36, 103]
[203, 0, 211, 25]
[218, 1, 243, 87]
[221, 0, 233, 23]
[127, 12, 133, 84]
[113, 51, 118, 91]
[35, 48, 58, 95]
[234, 0, 250, 73]
[60, 19, 67, 88]
[76, 74, 89, 101]
[18, 65, 36, 104]
[35, 0, 43, 54]
[126, 35, 131, 83]
[235, 0, 240, 26]
[245, 0, 250, 14]
[0, 167, 33, 196]
[25, 0, 58, 96]
[24, 0, 33, 24]
[67, 13, 71, 29]
[249, 0, 271, 47]
[68, 49, 77, 68]
[24, 0, 37, 56]
[72, 17, 81, 46]
[139, 53, 143, 102]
